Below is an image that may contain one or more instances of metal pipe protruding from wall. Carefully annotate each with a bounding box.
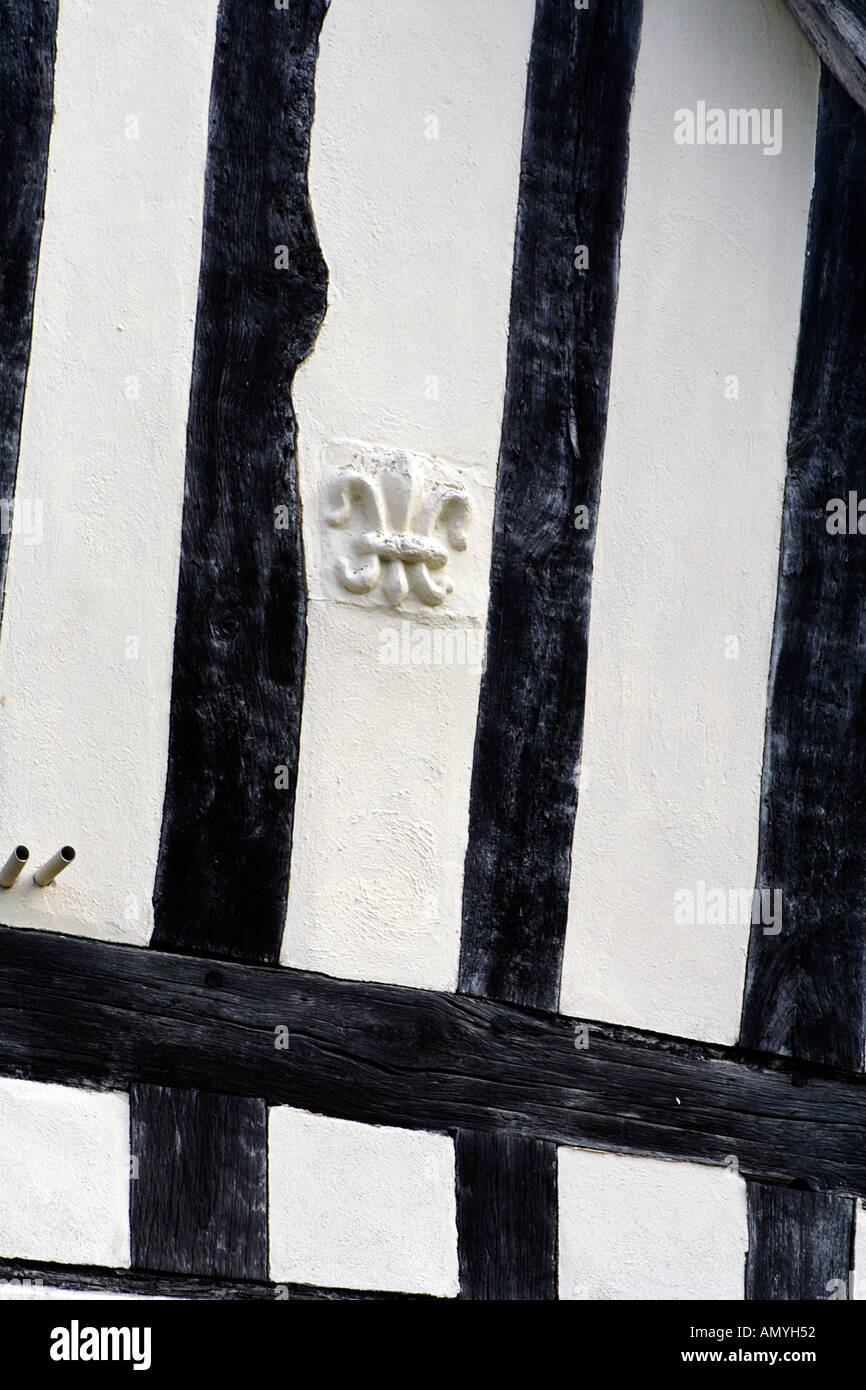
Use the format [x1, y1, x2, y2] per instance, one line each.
[33, 845, 75, 887]
[0, 845, 29, 888]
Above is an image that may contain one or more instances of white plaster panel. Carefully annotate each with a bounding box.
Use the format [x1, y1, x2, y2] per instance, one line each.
[559, 0, 820, 1042]
[0, 1078, 129, 1268]
[559, 1146, 747, 1300]
[282, 0, 534, 988]
[268, 1107, 458, 1295]
[0, 0, 217, 944]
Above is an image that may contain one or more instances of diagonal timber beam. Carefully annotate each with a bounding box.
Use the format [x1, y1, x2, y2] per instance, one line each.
[785, 0, 866, 113]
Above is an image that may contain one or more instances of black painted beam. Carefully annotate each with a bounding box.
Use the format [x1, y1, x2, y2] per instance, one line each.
[745, 1187, 855, 1300]
[0, 1258, 436, 1301]
[785, 0, 866, 116]
[150, 0, 328, 966]
[740, 70, 866, 1299]
[135, 0, 329, 1283]
[454, 0, 643, 1303]
[459, 0, 642, 1014]
[0, 0, 57, 624]
[3, 925, 866, 1195]
[130, 1086, 268, 1281]
[740, 72, 866, 1075]
[455, 1132, 558, 1301]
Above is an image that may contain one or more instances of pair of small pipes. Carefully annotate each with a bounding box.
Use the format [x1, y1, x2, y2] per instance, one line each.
[0, 845, 75, 888]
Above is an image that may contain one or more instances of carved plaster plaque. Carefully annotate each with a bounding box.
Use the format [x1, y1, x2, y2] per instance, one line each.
[325, 448, 471, 607]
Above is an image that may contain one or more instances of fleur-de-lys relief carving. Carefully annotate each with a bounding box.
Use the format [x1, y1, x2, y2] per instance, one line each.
[325, 454, 470, 607]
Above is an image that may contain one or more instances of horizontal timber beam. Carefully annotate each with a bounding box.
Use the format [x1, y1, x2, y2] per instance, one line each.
[0, 1258, 434, 1301]
[1, 925, 865, 1195]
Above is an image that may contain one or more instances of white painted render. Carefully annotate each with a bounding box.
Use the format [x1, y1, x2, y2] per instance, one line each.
[268, 1108, 459, 1295]
[0, 0, 217, 946]
[0, 0, 835, 1301]
[559, 1147, 747, 1300]
[0, 1077, 129, 1268]
[282, 0, 534, 988]
[560, 0, 820, 1043]
[0, 0, 821, 1036]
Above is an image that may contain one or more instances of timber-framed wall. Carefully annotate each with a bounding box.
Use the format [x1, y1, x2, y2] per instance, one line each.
[2, 0, 866, 1300]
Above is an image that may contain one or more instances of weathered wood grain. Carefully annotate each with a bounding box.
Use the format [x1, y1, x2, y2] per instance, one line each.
[2, 925, 866, 1194]
[739, 69, 866, 1300]
[740, 73, 866, 1074]
[785, 0, 866, 116]
[456, 1132, 558, 1300]
[138, 0, 329, 1286]
[150, 0, 328, 965]
[458, 0, 642, 1013]
[745, 1186, 855, 1300]
[0, 1257, 435, 1301]
[0, 0, 57, 624]
[455, 0, 643, 1303]
[130, 1086, 268, 1281]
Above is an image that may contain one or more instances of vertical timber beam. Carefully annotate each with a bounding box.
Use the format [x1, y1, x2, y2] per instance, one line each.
[455, 0, 642, 1300]
[0, 0, 57, 625]
[150, 0, 328, 967]
[740, 68, 866, 1301]
[130, 1086, 268, 1281]
[131, 0, 329, 1281]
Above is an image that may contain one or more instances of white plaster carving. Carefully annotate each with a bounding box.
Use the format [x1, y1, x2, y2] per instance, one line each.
[325, 454, 470, 607]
